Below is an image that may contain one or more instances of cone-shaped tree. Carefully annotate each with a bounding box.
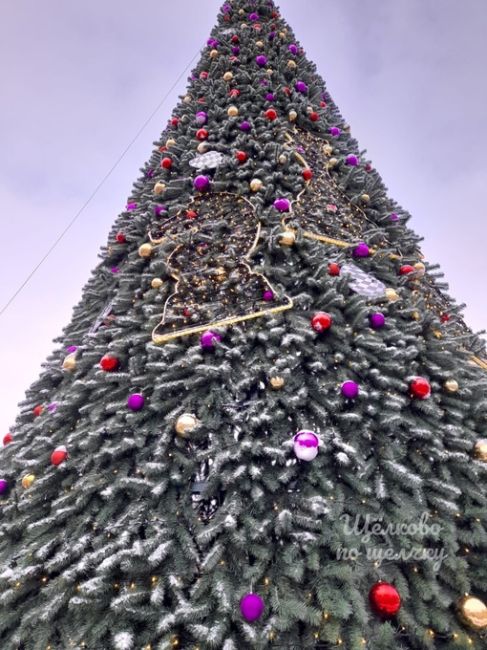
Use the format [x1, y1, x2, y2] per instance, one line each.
[1, 1, 487, 649]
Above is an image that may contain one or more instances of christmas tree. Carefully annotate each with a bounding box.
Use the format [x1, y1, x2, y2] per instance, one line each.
[1, 1, 487, 648]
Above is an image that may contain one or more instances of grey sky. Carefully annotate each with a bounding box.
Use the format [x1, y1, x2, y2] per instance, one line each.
[0, 0, 486, 436]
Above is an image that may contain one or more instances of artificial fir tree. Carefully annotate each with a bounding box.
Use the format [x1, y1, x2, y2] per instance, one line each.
[1, 1, 487, 648]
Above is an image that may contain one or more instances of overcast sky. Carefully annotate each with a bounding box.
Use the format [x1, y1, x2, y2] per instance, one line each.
[0, 0, 486, 436]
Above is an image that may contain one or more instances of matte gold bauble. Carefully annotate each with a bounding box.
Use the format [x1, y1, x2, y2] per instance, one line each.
[323, 144, 333, 156]
[269, 376, 285, 389]
[183, 94, 192, 103]
[209, 49, 219, 59]
[279, 31, 287, 38]
[238, 8, 245, 14]
[266, 68, 273, 76]
[414, 262, 426, 277]
[287, 60, 297, 69]
[175, 413, 198, 437]
[62, 354, 76, 371]
[223, 71, 234, 81]
[412, 311, 421, 320]
[250, 178, 263, 192]
[212, 267, 227, 282]
[279, 230, 296, 246]
[21, 474, 35, 489]
[256, 40, 264, 48]
[385, 288, 400, 302]
[458, 595, 487, 630]
[288, 110, 298, 122]
[361, 193, 370, 203]
[151, 278, 163, 289]
[153, 181, 166, 195]
[197, 142, 208, 154]
[433, 329, 443, 339]
[278, 154, 288, 164]
[327, 157, 339, 169]
[474, 439, 487, 462]
[166, 138, 176, 149]
[138, 243, 153, 258]
[227, 105, 239, 117]
[444, 379, 459, 393]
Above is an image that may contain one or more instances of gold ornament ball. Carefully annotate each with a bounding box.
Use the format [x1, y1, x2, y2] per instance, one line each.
[279, 30, 287, 38]
[327, 157, 339, 169]
[197, 142, 208, 154]
[474, 439, 487, 462]
[385, 288, 400, 302]
[223, 71, 233, 82]
[288, 110, 298, 122]
[269, 376, 285, 389]
[138, 243, 153, 258]
[209, 49, 219, 59]
[166, 138, 176, 149]
[238, 8, 245, 14]
[412, 310, 421, 321]
[278, 154, 288, 164]
[414, 261, 426, 277]
[458, 595, 487, 630]
[21, 474, 35, 489]
[444, 379, 459, 393]
[62, 354, 77, 371]
[287, 60, 297, 70]
[250, 178, 263, 192]
[153, 181, 166, 195]
[175, 413, 198, 437]
[151, 278, 163, 289]
[433, 329, 443, 339]
[227, 105, 239, 117]
[266, 68, 273, 76]
[256, 40, 264, 48]
[361, 193, 370, 203]
[323, 144, 334, 156]
[183, 94, 192, 103]
[279, 230, 296, 246]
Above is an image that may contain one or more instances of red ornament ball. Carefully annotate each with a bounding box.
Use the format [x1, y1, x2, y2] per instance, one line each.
[410, 377, 431, 399]
[186, 209, 198, 220]
[199, 71, 209, 80]
[311, 312, 333, 333]
[161, 157, 172, 169]
[328, 263, 340, 276]
[440, 313, 450, 323]
[235, 150, 248, 163]
[100, 355, 120, 372]
[170, 117, 179, 127]
[115, 232, 126, 243]
[265, 108, 278, 121]
[309, 111, 319, 122]
[229, 88, 240, 98]
[196, 128, 209, 141]
[3, 433, 13, 446]
[33, 405, 43, 418]
[231, 35, 239, 43]
[399, 265, 415, 275]
[369, 582, 401, 618]
[302, 168, 313, 181]
[51, 446, 68, 466]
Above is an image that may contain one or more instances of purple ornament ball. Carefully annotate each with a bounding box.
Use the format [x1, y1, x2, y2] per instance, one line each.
[268, 31, 276, 41]
[353, 242, 370, 258]
[232, 46, 240, 55]
[288, 44, 298, 55]
[273, 198, 290, 213]
[127, 393, 145, 412]
[66, 345, 78, 354]
[240, 593, 265, 622]
[256, 55, 268, 67]
[345, 154, 359, 166]
[265, 92, 275, 102]
[239, 121, 251, 132]
[154, 205, 168, 216]
[249, 12, 259, 21]
[0, 479, 9, 495]
[295, 81, 309, 94]
[369, 312, 386, 329]
[195, 111, 208, 125]
[200, 330, 222, 350]
[329, 126, 341, 137]
[193, 175, 211, 192]
[222, 3, 232, 13]
[341, 380, 359, 399]
[263, 290, 274, 302]
[389, 212, 399, 222]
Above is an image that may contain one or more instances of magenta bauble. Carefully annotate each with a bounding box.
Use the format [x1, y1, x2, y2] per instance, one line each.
[369, 313, 386, 329]
[341, 380, 359, 399]
[329, 126, 341, 137]
[255, 55, 268, 67]
[265, 92, 275, 102]
[288, 43, 298, 55]
[293, 430, 319, 461]
[295, 80, 309, 94]
[0, 479, 8, 495]
[249, 12, 259, 21]
[273, 198, 290, 213]
[263, 290, 274, 301]
[127, 393, 145, 411]
[240, 593, 264, 622]
[200, 330, 222, 350]
[345, 154, 359, 166]
[353, 242, 370, 258]
[195, 111, 208, 125]
[239, 121, 251, 132]
[193, 175, 211, 192]
[389, 212, 399, 222]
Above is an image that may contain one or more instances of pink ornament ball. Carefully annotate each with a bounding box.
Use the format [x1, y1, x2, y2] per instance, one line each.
[353, 242, 370, 258]
[200, 330, 222, 350]
[293, 430, 319, 461]
[295, 80, 309, 94]
[273, 198, 290, 213]
[341, 380, 359, 399]
[369, 313, 386, 329]
[256, 55, 268, 67]
[127, 393, 145, 411]
[193, 175, 211, 192]
[329, 126, 341, 137]
[345, 154, 359, 166]
[240, 593, 264, 622]
[263, 290, 274, 301]
[0, 479, 8, 494]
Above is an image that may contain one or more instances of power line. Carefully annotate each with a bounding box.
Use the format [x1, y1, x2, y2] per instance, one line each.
[0, 48, 200, 319]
